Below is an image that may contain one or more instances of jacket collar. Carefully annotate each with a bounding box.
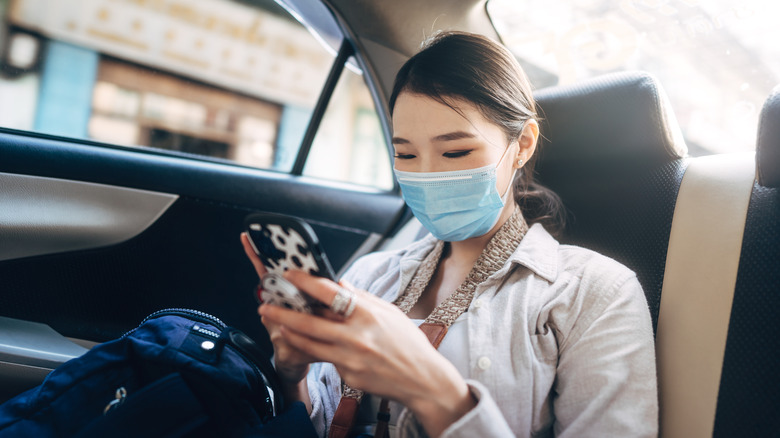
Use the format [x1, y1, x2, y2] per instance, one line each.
[507, 223, 559, 283]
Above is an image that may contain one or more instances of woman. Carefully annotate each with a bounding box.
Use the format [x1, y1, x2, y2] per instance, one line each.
[241, 32, 657, 437]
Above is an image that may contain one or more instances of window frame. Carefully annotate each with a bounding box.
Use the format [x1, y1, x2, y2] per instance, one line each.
[290, 39, 353, 176]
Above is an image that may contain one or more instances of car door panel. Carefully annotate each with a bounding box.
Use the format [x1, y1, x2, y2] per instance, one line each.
[0, 129, 406, 354]
[0, 315, 90, 403]
[0, 130, 403, 232]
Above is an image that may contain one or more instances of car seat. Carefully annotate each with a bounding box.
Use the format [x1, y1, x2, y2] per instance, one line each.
[533, 72, 779, 437]
[534, 71, 687, 333]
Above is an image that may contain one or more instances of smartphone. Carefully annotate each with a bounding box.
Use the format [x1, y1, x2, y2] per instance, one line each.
[244, 212, 335, 312]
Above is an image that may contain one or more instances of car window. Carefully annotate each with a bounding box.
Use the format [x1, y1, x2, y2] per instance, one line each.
[304, 61, 393, 190]
[488, 0, 780, 156]
[0, 0, 392, 189]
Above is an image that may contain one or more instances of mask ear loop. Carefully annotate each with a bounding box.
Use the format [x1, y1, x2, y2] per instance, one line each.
[498, 138, 522, 201]
[502, 120, 532, 200]
[501, 167, 519, 202]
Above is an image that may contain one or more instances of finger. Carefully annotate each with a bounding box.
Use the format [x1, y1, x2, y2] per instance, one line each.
[259, 311, 277, 330]
[241, 232, 268, 277]
[270, 333, 310, 360]
[284, 270, 362, 308]
[259, 302, 351, 342]
[259, 311, 318, 362]
[279, 325, 348, 365]
[315, 307, 344, 321]
[259, 305, 292, 332]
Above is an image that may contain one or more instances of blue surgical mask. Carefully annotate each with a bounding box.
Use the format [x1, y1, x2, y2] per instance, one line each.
[394, 153, 516, 242]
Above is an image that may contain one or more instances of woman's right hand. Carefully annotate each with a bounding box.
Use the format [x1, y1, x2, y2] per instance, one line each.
[240, 233, 317, 386]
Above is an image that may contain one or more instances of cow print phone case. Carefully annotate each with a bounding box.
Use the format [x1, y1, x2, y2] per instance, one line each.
[245, 212, 335, 313]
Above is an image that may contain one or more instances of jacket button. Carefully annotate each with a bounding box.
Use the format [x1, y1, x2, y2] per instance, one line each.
[477, 356, 491, 370]
[473, 299, 483, 309]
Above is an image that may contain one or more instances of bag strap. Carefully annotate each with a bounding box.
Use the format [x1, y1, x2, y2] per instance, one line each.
[224, 327, 285, 415]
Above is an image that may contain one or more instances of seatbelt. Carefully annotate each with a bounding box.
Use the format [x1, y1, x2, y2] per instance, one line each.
[656, 153, 755, 438]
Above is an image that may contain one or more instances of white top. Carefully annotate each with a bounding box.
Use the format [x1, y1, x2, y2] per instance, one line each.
[306, 223, 658, 438]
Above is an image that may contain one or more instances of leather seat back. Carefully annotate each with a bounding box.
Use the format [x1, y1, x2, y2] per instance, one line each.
[534, 72, 687, 331]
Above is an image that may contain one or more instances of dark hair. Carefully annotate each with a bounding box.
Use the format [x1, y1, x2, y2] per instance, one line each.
[389, 31, 565, 236]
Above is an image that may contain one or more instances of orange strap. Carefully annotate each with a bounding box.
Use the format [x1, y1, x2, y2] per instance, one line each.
[328, 397, 360, 438]
[418, 322, 448, 349]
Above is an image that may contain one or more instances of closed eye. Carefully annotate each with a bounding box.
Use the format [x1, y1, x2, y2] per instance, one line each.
[443, 150, 473, 158]
[394, 153, 416, 160]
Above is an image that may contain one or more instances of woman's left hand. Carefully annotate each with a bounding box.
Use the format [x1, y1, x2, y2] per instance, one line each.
[258, 270, 476, 436]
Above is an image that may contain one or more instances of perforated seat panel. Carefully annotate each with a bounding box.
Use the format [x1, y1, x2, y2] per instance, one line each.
[714, 183, 780, 437]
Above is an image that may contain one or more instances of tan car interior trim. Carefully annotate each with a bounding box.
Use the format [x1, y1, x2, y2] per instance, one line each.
[657, 153, 756, 437]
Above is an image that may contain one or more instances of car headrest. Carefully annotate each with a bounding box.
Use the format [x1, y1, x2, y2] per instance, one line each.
[756, 86, 780, 188]
[533, 72, 687, 178]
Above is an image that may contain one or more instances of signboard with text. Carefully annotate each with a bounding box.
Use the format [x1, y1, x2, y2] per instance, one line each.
[9, 0, 333, 108]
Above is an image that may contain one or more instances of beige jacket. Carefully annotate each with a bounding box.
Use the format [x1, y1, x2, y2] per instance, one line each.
[307, 223, 658, 437]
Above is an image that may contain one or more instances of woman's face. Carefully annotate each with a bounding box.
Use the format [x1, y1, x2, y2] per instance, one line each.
[392, 92, 533, 197]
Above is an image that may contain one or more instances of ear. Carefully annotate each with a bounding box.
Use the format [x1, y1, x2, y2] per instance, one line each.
[514, 119, 539, 168]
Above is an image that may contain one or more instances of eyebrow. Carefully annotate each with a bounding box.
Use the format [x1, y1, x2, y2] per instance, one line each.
[391, 130, 476, 145]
